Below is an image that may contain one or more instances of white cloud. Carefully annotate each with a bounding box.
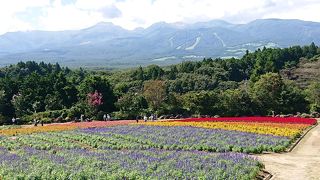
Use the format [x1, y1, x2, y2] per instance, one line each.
[262, 1, 320, 22]
[0, 0, 51, 34]
[75, 0, 114, 10]
[38, 0, 104, 31]
[0, 0, 319, 34]
[112, 0, 320, 29]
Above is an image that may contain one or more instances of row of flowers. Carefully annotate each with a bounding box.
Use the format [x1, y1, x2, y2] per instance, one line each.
[1, 125, 290, 154]
[0, 144, 261, 179]
[0, 125, 267, 178]
[0, 121, 291, 178]
[176, 117, 317, 125]
[0, 120, 133, 136]
[140, 121, 310, 137]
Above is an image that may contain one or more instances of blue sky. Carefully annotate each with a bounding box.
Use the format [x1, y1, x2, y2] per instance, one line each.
[0, 0, 320, 35]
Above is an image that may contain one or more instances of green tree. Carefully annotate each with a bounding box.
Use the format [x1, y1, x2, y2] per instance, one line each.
[280, 81, 308, 114]
[145, 65, 164, 80]
[0, 90, 5, 121]
[116, 92, 148, 117]
[11, 93, 30, 116]
[44, 93, 64, 111]
[250, 73, 284, 115]
[181, 91, 218, 116]
[143, 80, 167, 112]
[167, 66, 178, 80]
[162, 93, 185, 115]
[219, 88, 253, 116]
[305, 82, 320, 112]
[132, 66, 144, 80]
[0, 91, 6, 124]
[0, 78, 17, 117]
[250, 73, 307, 115]
[78, 75, 116, 113]
[32, 101, 41, 113]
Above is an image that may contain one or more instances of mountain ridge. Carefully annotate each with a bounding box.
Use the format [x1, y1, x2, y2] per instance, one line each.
[0, 18, 320, 68]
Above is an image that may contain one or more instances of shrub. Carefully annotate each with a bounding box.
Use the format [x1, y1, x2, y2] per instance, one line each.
[112, 111, 130, 120]
[67, 106, 82, 119]
[96, 111, 106, 120]
[0, 114, 7, 125]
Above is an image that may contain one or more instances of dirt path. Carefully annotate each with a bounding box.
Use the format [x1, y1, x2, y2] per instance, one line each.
[257, 121, 320, 180]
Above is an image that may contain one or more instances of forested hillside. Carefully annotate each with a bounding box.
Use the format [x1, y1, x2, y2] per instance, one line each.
[281, 55, 320, 88]
[0, 43, 320, 124]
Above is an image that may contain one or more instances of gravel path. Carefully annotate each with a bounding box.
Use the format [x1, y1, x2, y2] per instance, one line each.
[257, 120, 320, 180]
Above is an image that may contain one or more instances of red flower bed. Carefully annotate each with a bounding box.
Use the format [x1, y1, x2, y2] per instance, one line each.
[176, 117, 317, 125]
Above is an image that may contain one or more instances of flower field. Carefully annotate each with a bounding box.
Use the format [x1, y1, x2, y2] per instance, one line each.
[0, 117, 317, 179]
[0, 128, 263, 179]
[0, 120, 134, 136]
[141, 121, 309, 137]
[0, 145, 261, 179]
[141, 117, 316, 138]
[177, 117, 317, 124]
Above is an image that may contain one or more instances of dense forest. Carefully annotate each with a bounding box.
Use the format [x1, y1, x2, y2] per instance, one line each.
[0, 43, 320, 124]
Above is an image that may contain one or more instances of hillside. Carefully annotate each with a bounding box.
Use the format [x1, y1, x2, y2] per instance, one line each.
[1, 44, 319, 123]
[281, 56, 320, 88]
[0, 19, 320, 67]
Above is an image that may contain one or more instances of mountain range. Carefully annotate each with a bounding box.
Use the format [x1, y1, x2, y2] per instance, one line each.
[0, 18, 320, 68]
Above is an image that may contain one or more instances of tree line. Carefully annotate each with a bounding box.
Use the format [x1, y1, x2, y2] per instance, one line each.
[0, 43, 320, 124]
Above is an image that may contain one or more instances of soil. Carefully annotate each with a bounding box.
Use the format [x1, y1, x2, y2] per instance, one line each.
[257, 120, 320, 180]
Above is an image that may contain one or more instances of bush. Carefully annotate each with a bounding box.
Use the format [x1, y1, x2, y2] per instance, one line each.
[68, 105, 83, 119]
[311, 111, 320, 118]
[0, 114, 7, 125]
[310, 104, 320, 113]
[112, 111, 131, 120]
[61, 111, 68, 119]
[22, 109, 71, 124]
[50, 111, 61, 118]
[301, 113, 311, 118]
[96, 111, 106, 120]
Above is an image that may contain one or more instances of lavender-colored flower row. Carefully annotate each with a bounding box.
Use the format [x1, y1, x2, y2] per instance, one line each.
[1, 125, 283, 179]
[0, 144, 261, 179]
[78, 125, 291, 153]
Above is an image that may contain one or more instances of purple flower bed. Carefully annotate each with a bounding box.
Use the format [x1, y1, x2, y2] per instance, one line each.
[0, 145, 261, 179]
[79, 125, 290, 153]
[0, 125, 274, 179]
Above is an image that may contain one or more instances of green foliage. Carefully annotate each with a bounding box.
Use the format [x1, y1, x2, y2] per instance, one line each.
[181, 91, 218, 115]
[0, 43, 319, 122]
[218, 88, 253, 116]
[250, 73, 285, 115]
[112, 111, 132, 120]
[250, 73, 308, 115]
[67, 104, 84, 119]
[0, 90, 4, 100]
[0, 114, 6, 125]
[143, 80, 167, 112]
[116, 92, 148, 116]
[22, 109, 72, 124]
[0, 90, 6, 122]
[78, 75, 116, 114]
[161, 93, 185, 115]
[305, 82, 320, 112]
[280, 81, 308, 114]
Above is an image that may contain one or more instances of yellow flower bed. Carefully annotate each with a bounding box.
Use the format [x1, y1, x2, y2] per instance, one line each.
[139, 121, 309, 137]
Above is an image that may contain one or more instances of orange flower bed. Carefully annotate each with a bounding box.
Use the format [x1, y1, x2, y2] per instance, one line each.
[0, 120, 134, 136]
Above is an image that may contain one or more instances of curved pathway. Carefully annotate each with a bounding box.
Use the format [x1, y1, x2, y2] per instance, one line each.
[257, 120, 320, 180]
